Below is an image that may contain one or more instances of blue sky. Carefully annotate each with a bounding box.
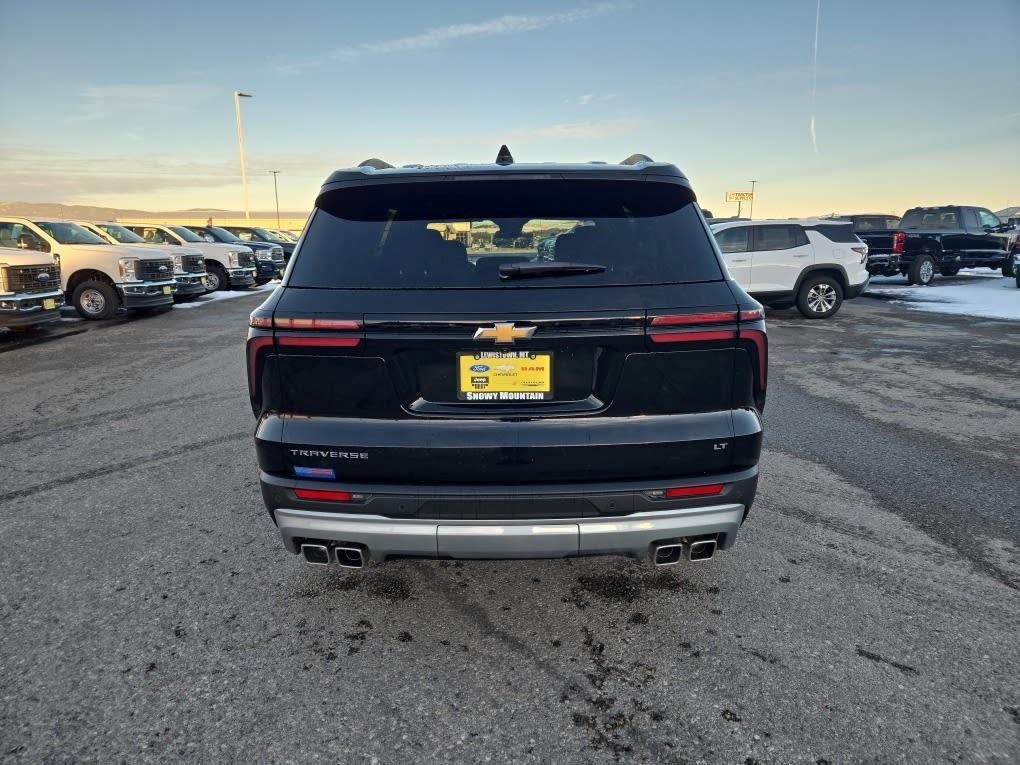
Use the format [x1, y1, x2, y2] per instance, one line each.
[3, 0, 1018, 217]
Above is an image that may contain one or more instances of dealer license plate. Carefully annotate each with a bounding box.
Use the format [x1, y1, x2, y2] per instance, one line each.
[458, 351, 553, 401]
[43, 298, 56, 310]
[162, 285, 172, 295]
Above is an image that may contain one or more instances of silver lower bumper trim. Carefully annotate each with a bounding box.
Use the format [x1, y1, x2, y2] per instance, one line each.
[274, 503, 745, 562]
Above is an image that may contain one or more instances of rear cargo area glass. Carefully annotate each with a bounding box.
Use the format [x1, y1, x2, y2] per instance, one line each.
[291, 179, 722, 288]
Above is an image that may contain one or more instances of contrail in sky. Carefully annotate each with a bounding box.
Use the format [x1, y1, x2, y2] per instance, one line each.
[810, 0, 821, 153]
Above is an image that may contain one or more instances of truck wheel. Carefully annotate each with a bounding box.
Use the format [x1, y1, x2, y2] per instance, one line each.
[939, 266, 960, 277]
[207, 264, 230, 292]
[908, 255, 936, 286]
[1015, 269, 1020, 289]
[1003, 260, 1016, 278]
[72, 280, 118, 320]
[796, 275, 843, 319]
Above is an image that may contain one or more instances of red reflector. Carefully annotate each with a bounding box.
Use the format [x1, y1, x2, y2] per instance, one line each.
[295, 488, 353, 502]
[739, 308, 764, 321]
[665, 484, 724, 498]
[277, 336, 361, 347]
[649, 329, 737, 344]
[650, 312, 737, 326]
[275, 317, 360, 330]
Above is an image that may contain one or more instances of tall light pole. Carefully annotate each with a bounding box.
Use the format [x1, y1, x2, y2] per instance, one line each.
[748, 180, 758, 219]
[269, 170, 281, 228]
[233, 91, 253, 221]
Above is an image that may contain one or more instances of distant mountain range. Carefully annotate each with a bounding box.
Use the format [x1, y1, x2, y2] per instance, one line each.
[0, 201, 309, 220]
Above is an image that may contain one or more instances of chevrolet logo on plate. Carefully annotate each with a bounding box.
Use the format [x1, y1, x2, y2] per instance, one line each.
[473, 322, 536, 344]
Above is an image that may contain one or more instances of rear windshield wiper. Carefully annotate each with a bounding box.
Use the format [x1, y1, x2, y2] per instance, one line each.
[498, 262, 607, 280]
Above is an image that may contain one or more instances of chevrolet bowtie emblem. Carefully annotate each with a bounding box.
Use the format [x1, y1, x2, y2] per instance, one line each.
[473, 322, 536, 344]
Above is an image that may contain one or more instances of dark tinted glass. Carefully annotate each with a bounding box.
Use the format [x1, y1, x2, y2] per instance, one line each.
[813, 224, 859, 243]
[754, 225, 803, 251]
[851, 216, 900, 232]
[714, 226, 751, 253]
[291, 179, 723, 289]
[900, 209, 959, 229]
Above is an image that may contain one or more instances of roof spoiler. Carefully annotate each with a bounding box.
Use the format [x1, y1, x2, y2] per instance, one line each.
[620, 153, 654, 166]
[357, 158, 394, 170]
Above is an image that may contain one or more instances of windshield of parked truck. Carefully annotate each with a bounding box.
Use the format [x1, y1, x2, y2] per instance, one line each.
[97, 224, 146, 244]
[252, 227, 286, 243]
[34, 221, 106, 245]
[899, 209, 959, 229]
[206, 226, 242, 243]
[169, 226, 205, 243]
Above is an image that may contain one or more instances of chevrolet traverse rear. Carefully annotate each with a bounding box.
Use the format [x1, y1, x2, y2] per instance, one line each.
[248, 150, 767, 568]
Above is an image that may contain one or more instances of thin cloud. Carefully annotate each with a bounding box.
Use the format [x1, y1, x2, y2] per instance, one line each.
[420, 118, 640, 149]
[567, 93, 617, 106]
[68, 84, 221, 123]
[323, 3, 628, 61]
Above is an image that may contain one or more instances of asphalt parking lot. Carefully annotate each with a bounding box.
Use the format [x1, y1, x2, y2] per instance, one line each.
[1, 293, 1018, 763]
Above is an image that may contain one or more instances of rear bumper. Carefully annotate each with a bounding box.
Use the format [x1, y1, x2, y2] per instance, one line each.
[867, 254, 899, 274]
[846, 276, 870, 299]
[275, 503, 746, 561]
[261, 467, 758, 562]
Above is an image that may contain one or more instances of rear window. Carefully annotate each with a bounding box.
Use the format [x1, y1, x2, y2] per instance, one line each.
[812, 224, 860, 243]
[851, 216, 900, 232]
[290, 179, 723, 289]
[900, 209, 959, 229]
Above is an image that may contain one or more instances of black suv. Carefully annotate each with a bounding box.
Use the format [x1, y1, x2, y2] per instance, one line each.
[247, 150, 767, 569]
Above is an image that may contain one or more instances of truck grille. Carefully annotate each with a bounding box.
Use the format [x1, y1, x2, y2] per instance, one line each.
[271, 247, 285, 265]
[138, 259, 174, 281]
[4, 264, 61, 294]
[182, 254, 206, 274]
[238, 252, 255, 269]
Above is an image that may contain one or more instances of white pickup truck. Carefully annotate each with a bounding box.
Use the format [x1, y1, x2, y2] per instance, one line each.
[121, 223, 256, 292]
[76, 221, 208, 302]
[0, 217, 176, 320]
[0, 246, 64, 330]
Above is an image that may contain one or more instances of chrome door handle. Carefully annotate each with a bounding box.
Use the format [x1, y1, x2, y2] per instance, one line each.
[731, 258, 748, 262]
[793, 253, 809, 257]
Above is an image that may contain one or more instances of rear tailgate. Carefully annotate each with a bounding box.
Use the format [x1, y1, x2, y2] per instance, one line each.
[257, 283, 759, 484]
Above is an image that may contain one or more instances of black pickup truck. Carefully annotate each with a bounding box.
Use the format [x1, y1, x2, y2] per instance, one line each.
[858, 206, 1012, 285]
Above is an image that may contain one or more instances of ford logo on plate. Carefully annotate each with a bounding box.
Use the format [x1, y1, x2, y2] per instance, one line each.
[469, 364, 490, 373]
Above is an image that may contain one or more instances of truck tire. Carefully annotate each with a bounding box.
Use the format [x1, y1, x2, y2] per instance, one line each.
[796, 275, 843, 319]
[1015, 269, 1020, 289]
[939, 266, 960, 277]
[206, 264, 230, 292]
[908, 255, 936, 286]
[72, 280, 118, 320]
[1004, 259, 1016, 278]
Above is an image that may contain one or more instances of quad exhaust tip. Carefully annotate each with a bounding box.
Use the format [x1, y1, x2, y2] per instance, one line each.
[335, 546, 365, 569]
[686, 538, 718, 562]
[652, 543, 683, 566]
[300, 543, 331, 567]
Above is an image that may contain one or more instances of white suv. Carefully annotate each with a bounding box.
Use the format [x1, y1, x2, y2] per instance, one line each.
[710, 219, 869, 319]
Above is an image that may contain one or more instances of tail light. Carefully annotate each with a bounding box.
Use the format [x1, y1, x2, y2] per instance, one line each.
[647, 311, 738, 344]
[246, 336, 274, 396]
[892, 231, 906, 254]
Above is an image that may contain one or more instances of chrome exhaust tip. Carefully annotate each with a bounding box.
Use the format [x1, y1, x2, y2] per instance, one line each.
[686, 538, 717, 562]
[652, 542, 683, 566]
[335, 545, 366, 569]
[300, 543, 331, 567]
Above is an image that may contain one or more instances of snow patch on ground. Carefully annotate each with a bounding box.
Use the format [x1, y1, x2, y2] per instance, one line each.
[866, 270, 1019, 321]
[173, 282, 277, 309]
